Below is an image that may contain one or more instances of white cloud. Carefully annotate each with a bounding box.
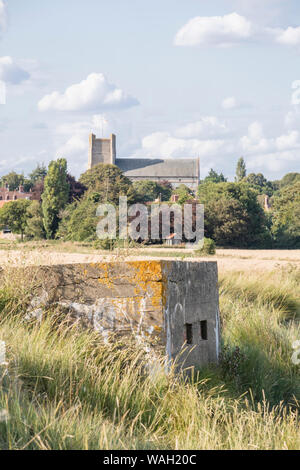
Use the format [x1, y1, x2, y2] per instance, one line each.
[174, 12, 253, 47]
[284, 82, 300, 128]
[247, 150, 299, 173]
[0, 56, 30, 84]
[55, 105, 300, 177]
[274, 26, 300, 46]
[38, 73, 139, 112]
[56, 135, 87, 160]
[54, 114, 113, 162]
[55, 114, 111, 139]
[175, 116, 228, 138]
[240, 121, 300, 174]
[0, 1, 6, 32]
[222, 96, 238, 110]
[240, 122, 266, 152]
[240, 122, 270, 154]
[276, 130, 299, 150]
[174, 11, 300, 50]
[132, 123, 238, 178]
[242, 121, 300, 154]
[248, 121, 264, 141]
[134, 115, 300, 178]
[0, 154, 39, 173]
[134, 130, 227, 160]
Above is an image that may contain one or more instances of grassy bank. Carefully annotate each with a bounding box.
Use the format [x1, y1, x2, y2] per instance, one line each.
[0, 265, 299, 449]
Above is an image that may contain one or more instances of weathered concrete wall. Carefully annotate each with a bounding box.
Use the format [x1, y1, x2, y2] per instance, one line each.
[27, 261, 220, 370]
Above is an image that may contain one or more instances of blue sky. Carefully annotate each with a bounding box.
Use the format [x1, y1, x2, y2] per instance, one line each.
[0, 0, 300, 180]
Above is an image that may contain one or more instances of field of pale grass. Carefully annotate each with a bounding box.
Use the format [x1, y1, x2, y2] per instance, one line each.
[0, 258, 299, 450]
[0, 240, 299, 273]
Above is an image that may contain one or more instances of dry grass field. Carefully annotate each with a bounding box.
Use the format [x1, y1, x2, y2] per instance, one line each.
[0, 242, 299, 449]
[0, 240, 299, 274]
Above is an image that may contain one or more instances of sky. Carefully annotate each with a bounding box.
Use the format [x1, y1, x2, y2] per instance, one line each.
[0, 0, 300, 180]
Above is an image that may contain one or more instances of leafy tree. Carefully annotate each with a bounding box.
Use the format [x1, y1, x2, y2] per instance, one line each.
[153, 180, 173, 202]
[270, 180, 280, 192]
[66, 174, 87, 203]
[204, 169, 227, 184]
[172, 184, 194, 205]
[60, 173, 172, 242]
[235, 157, 247, 182]
[0, 199, 31, 241]
[79, 164, 134, 205]
[0, 171, 39, 192]
[271, 181, 300, 247]
[29, 173, 87, 204]
[0, 172, 24, 191]
[42, 159, 70, 239]
[194, 237, 216, 255]
[243, 172, 275, 196]
[25, 201, 45, 240]
[198, 182, 270, 247]
[244, 172, 266, 188]
[0, 165, 47, 194]
[29, 163, 47, 184]
[204, 198, 251, 246]
[23, 179, 34, 193]
[57, 194, 99, 242]
[279, 172, 300, 188]
[160, 180, 173, 194]
[133, 180, 172, 203]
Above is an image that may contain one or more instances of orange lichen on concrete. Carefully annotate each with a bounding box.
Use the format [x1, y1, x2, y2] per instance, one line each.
[129, 261, 163, 309]
[154, 325, 162, 332]
[96, 262, 116, 289]
[91, 261, 166, 334]
[94, 261, 165, 309]
[72, 262, 167, 337]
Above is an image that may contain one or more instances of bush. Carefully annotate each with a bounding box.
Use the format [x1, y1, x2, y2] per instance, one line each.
[25, 201, 45, 240]
[271, 181, 300, 248]
[93, 238, 115, 251]
[57, 195, 99, 242]
[197, 182, 270, 247]
[93, 238, 140, 251]
[194, 237, 216, 255]
[79, 164, 134, 204]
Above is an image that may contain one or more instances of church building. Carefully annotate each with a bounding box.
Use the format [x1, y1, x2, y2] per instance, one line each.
[88, 134, 200, 190]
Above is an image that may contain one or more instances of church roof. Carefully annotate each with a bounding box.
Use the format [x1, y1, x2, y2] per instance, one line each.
[115, 158, 199, 178]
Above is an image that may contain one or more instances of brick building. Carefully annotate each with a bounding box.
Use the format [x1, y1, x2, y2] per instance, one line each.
[0, 184, 32, 208]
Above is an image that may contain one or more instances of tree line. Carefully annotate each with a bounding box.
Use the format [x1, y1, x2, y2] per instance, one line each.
[0, 157, 299, 248]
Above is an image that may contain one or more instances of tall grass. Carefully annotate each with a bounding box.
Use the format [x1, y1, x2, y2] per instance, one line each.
[219, 265, 300, 406]
[0, 264, 299, 449]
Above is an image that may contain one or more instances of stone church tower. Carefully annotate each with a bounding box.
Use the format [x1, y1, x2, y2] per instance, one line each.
[88, 133, 116, 169]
